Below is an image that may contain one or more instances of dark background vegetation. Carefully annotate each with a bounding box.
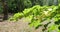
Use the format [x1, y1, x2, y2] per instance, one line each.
[0, 0, 59, 20]
[0, 0, 59, 13]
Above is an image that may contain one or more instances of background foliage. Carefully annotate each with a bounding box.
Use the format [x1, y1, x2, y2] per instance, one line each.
[0, 0, 59, 13]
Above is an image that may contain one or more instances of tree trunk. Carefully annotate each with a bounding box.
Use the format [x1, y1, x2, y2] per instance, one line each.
[1, 0, 8, 20]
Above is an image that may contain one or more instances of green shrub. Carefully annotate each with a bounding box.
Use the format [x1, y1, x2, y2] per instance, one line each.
[9, 5, 60, 32]
[9, 12, 24, 21]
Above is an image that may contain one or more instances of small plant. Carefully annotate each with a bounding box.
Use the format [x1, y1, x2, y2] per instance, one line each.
[9, 5, 60, 32]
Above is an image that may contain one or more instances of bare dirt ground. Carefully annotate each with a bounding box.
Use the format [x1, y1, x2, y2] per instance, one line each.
[0, 14, 44, 32]
[0, 18, 44, 32]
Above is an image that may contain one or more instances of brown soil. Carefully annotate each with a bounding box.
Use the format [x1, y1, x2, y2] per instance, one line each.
[0, 18, 44, 32]
[0, 14, 45, 32]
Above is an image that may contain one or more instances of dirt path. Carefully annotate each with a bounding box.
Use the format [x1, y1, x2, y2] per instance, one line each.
[0, 14, 48, 32]
[0, 17, 44, 32]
